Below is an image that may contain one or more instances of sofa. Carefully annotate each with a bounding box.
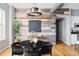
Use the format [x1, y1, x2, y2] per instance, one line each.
[11, 42, 24, 56]
[12, 40, 53, 56]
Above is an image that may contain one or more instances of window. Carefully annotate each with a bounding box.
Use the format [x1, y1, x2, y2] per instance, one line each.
[0, 8, 5, 41]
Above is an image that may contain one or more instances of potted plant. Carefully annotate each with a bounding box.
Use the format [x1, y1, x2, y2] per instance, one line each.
[29, 32, 38, 48]
[14, 20, 21, 42]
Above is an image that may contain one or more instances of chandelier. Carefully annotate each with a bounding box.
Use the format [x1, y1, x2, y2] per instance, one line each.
[27, 3, 42, 16]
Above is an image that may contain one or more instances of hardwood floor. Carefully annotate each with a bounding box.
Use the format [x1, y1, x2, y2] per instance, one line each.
[0, 41, 79, 56]
[0, 48, 12, 56]
[52, 41, 79, 56]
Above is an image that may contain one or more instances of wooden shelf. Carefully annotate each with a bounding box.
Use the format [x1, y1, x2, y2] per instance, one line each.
[55, 8, 70, 15]
[15, 15, 56, 19]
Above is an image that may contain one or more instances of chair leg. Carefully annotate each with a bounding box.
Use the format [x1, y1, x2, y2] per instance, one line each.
[12, 53, 13, 56]
[49, 50, 52, 56]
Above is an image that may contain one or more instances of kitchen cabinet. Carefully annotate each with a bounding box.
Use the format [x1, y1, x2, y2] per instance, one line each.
[71, 34, 77, 44]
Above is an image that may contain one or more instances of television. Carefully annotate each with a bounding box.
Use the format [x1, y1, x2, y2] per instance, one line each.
[29, 20, 41, 32]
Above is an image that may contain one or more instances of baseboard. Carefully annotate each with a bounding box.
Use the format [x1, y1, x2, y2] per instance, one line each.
[59, 40, 71, 45]
[63, 41, 71, 45]
[61, 41, 71, 45]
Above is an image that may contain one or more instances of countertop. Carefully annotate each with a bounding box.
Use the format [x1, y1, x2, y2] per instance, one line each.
[71, 31, 79, 34]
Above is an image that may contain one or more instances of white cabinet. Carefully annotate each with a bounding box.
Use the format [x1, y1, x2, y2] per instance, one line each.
[71, 16, 79, 28]
[71, 34, 77, 44]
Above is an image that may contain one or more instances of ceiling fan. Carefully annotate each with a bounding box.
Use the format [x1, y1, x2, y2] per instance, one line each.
[27, 3, 42, 16]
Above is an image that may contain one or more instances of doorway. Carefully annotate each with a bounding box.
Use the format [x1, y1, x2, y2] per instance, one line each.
[56, 18, 63, 43]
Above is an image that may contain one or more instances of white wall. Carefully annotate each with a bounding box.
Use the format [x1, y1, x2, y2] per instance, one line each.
[58, 16, 71, 45]
[0, 3, 10, 51]
[61, 3, 79, 45]
[9, 6, 15, 46]
[65, 16, 71, 45]
[62, 3, 79, 10]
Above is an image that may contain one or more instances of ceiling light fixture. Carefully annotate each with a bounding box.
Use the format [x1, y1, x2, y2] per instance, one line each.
[27, 3, 42, 16]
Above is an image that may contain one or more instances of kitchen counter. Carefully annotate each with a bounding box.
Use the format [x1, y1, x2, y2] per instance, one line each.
[71, 31, 79, 34]
[71, 31, 79, 44]
[71, 28, 79, 34]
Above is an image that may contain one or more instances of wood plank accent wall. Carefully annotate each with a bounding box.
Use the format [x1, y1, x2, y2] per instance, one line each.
[15, 15, 56, 19]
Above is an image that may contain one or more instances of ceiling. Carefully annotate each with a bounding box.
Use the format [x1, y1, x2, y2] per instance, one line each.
[9, 3, 61, 13]
[9, 3, 58, 9]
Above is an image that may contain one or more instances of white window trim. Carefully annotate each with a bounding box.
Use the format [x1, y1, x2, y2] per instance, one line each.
[0, 8, 5, 41]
